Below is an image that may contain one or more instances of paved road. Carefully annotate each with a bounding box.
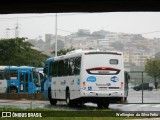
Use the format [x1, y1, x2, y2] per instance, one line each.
[0, 99, 160, 111]
[128, 89, 160, 103]
[0, 89, 160, 111]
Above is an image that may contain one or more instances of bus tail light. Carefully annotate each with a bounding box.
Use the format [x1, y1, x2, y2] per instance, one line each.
[121, 82, 124, 89]
[86, 67, 120, 75]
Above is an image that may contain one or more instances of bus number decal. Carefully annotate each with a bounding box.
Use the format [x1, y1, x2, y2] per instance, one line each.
[87, 76, 96, 82]
[111, 76, 119, 82]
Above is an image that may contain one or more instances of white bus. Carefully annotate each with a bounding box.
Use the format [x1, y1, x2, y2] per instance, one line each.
[43, 50, 127, 108]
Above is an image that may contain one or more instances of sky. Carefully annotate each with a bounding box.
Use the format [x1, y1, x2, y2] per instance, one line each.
[0, 12, 160, 40]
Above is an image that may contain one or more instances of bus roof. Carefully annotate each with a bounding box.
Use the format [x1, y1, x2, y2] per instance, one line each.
[45, 49, 123, 63]
[5, 66, 35, 71]
[0, 66, 7, 69]
[37, 68, 44, 71]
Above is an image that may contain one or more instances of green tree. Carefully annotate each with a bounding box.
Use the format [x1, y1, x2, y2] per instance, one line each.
[0, 38, 48, 67]
[145, 58, 160, 86]
[145, 58, 160, 77]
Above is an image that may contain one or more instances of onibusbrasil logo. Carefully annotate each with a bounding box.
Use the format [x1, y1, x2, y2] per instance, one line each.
[1, 112, 42, 118]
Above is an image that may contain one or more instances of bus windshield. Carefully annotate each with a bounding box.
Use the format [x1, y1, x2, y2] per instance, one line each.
[33, 71, 41, 87]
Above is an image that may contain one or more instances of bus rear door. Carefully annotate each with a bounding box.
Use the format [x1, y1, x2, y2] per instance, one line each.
[19, 71, 30, 93]
[0, 70, 7, 93]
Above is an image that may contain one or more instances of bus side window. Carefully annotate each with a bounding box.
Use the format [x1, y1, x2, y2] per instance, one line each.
[0, 71, 4, 80]
[58, 60, 64, 76]
[64, 59, 69, 76]
[69, 58, 74, 75]
[52, 61, 58, 77]
[20, 73, 24, 82]
[74, 57, 81, 75]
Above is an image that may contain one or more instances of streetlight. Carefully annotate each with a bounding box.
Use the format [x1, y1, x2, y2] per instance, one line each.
[55, 13, 57, 57]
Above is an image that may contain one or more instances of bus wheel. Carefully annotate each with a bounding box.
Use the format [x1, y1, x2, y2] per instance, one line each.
[48, 89, 57, 105]
[8, 87, 17, 93]
[103, 102, 109, 109]
[97, 102, 109, 109]
[66, 89, 70, 105]
[97, 103, 103, 109]
[49, 98, 57, 105]
[124, 97, 127, 102]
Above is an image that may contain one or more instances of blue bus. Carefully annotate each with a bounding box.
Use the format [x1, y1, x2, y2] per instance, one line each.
[37, 68, 45, 92]
[3, 66, 41, 93]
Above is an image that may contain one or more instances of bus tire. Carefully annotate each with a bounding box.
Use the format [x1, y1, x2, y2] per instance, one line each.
[97, 103, 103, 109]
[48, 89, 57, 105]
[66, 89, 70, 105]
[66, 89, 76, 107]
[124, 97, 127, 102]
[8, 86, 18, 93]
[103, 102, 109, 109]
[97, 101, 109, 109]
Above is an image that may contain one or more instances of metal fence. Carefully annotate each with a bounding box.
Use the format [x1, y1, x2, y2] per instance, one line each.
[128, 71, 160, 103]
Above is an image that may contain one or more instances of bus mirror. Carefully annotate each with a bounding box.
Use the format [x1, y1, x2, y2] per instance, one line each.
[128, 74, 130, 80]
[127, 72, 130, 80]
[43, 68, 46, 74]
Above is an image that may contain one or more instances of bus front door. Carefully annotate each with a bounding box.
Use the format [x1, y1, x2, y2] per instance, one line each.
[0, 70, 7, 93]
[19, 72, 29, 93]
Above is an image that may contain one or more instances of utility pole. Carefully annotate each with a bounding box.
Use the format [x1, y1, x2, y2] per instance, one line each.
[6, 28, 10, 38]
[55, 13, 57, 57]
[15, 19, 19, 38]
[5, 20, 20, 39]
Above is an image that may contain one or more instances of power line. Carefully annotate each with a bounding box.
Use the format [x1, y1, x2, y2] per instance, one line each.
[0, 13, 90, 21]
[57, 29, 73, 34]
